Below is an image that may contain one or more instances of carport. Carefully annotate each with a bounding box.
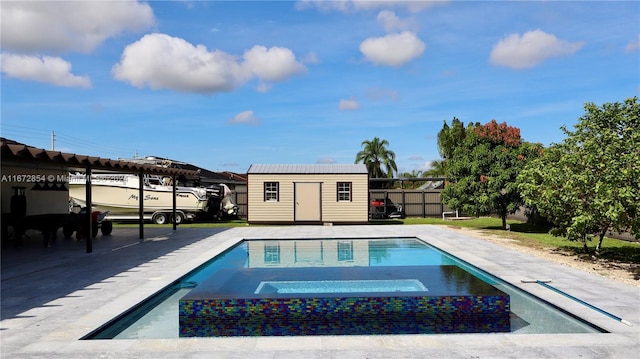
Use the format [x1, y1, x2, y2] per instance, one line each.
[1, 138, 199, 253]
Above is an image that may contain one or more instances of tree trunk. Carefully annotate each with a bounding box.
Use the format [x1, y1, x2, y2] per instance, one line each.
[596, 228, 607, 253]
[580, 234, 590, 253]
[501, 215, 507, 230]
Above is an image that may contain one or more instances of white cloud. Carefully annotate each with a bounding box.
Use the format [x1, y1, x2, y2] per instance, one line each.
[112, 34, 248, 93]
[377, 10, 413, 32]
[0, 0, 154, 53]
[302, 52, 321, 64]
[295, 0, 445, 13]
[402, 160, 434, 174]
[489, 29, 584, 69]
[408, 155, 424, 161]
[360, 31, 425, 67]
[112, 34, 306, 93]
[226, 110, 260, 125]
[242, 46, 307, 82]
[625, 34, 640, 53]
[416, 161, 434, 172]
[0, 54, 91, 88]
[256, 83, 273, 93]
[316, 157, 336, 164]
[366, 87, 399, 101]
[339, 97, 361, 110]
[295, 0, 349, 13]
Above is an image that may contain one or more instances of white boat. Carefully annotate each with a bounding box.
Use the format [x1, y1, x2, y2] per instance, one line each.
[68, 173, 237, 224]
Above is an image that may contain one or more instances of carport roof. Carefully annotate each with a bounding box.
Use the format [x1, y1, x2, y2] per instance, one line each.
[1, 138, 199, 176]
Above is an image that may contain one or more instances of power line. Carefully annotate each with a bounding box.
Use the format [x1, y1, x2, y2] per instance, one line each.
[1, 124, 137, 158]
[1, 124, 51, 134]
[55, 132, 136, 155]
[1, 125, 51, 141]
[0, 130, 47, 140]
[0, 130, 50, 143]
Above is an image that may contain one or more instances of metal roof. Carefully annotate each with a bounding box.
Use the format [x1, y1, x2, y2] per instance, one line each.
[247, 164, 368, 175]
[1, 138, 199, 176]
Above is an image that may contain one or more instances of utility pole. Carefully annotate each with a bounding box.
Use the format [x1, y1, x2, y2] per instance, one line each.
[51, 131, 55, 150]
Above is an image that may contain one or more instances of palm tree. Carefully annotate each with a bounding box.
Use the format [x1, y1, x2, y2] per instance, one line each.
[422, 160, 446, 178]
[355, 137, 398, 179]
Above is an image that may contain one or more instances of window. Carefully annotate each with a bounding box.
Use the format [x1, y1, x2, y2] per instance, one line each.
[264, 182, 279, 201]
[264, 241, 280, 264]
[337, 241, 354, 262]
[337, 182, 352, 202]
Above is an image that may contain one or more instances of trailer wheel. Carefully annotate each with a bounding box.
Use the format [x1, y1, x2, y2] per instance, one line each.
[171, 212, 185, 225]
[101, 221, 113, 235]
[152, 212, 168, 224]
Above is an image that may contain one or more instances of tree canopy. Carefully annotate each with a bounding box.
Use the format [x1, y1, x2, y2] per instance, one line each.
[518, 97, 640, 252]
[355, 137, 398, 181]
[442, 120, 541, 229]
[423, 160, 446, 178]
[437, 117, 469, 160]
[435, 117, 474, 178]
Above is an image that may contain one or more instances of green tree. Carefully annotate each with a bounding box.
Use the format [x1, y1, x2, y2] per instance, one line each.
[435, 118, 479, 181]
[437, 117, 468, 161]
[355, 137, 398, 180]
[442, 120, 540, 229]
[422, 160, 446, 178]
[518, 97, 640, 252]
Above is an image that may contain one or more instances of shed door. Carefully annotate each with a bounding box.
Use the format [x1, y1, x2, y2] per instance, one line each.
[294, 182, 321, 221]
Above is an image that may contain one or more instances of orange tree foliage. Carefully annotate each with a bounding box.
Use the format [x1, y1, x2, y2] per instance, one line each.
[442, 120, 541, 229]
[473, 119, 521, 147]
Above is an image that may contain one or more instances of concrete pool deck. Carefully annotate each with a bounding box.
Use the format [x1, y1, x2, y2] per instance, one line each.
[1, 225, 638, 358]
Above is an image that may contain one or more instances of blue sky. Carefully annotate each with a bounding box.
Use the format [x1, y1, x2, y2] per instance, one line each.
[1, 0, 638, 174]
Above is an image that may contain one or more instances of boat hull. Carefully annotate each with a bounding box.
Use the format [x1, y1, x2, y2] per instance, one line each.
[69, 183, 209, 215]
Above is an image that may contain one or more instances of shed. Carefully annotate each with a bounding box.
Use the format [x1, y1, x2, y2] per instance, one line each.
[246, 164, 369, 224]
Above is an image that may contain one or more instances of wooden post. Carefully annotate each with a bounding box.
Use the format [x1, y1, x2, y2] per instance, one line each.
[172, 175, 177, 231]
[85, 167, 92, 253]
[139, 170, 144, 240]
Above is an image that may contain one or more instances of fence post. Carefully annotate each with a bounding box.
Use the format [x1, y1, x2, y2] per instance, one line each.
[422, 191, 426, 218]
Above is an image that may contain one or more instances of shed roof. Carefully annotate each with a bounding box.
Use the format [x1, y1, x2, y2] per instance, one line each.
[1, 138, 199, 177]
[247, 164, 368, 175]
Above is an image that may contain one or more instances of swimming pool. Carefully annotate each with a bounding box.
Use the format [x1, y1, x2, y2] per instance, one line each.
[85, 237, 604, 339]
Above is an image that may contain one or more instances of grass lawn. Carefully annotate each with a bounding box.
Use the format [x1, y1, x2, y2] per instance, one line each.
[400, 217, 640, 265]
[113, 217, 640, 265]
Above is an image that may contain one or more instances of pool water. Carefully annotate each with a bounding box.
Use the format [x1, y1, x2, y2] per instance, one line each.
[86, 237, 604, 339]
[254, 279, 429, 294]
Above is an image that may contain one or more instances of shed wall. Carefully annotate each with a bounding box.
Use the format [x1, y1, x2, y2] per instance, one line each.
[247, 173, 368, 223]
